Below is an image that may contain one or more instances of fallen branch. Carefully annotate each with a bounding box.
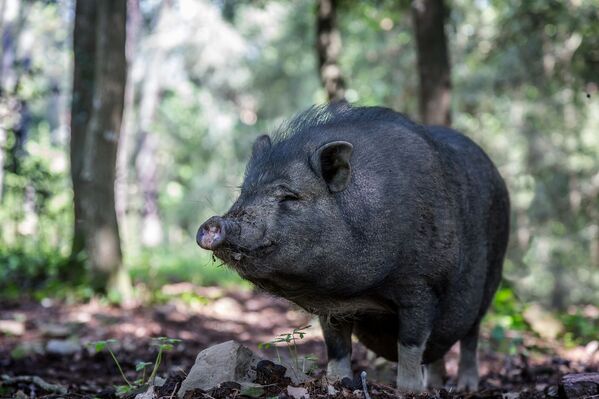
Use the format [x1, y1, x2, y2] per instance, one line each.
[1, 374, 68, 395]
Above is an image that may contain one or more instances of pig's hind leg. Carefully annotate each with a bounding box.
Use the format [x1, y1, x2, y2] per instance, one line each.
[425, 357, 447, 389]
[457, 322, 480, 391]
[320, 316, 353, 379]
[395, 293, 435, 393]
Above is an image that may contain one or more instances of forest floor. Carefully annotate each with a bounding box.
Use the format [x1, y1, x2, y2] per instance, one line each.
[1, 284, 598, 399]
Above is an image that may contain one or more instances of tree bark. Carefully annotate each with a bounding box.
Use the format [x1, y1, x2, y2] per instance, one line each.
[412, 0, 452, 126]
[70, 0, 96, 260]
[316, 0, 345, 102]
[72, 0, 131, 299]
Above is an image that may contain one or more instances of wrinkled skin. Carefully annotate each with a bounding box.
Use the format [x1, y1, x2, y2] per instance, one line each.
[197, 104, 510, 393]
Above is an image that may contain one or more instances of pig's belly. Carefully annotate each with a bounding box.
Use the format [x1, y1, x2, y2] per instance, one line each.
[352, 313, 463, 364]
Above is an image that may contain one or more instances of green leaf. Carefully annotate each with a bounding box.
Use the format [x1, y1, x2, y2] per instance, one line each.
[160, 343, 174, 351]
[115, 385, 133, 397]
[92, 341, 107, 352]
[136, 361, 152, 372]
[240, 386, 265, 398]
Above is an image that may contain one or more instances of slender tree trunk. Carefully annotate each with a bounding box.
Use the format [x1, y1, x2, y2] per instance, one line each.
[316, 0, 345, 102]
[0, 0, 7, 201]
[0, 127, 5, 201]
[129, 1, 175, 248]
[73, 0, 131, 299]
[70, 0, 96, 261]
[412, 0, 451, 126]
[115, 0, 141, 247]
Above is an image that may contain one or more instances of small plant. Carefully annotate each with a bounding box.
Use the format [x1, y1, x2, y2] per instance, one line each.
[148, 337, 181, 384]
[89, 339, 133, 389]
[258, 325, 315, 372]
[88, 336, 181, 396]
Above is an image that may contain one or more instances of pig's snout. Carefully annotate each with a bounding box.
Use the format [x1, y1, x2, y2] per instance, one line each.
[197, 216, 226, 250]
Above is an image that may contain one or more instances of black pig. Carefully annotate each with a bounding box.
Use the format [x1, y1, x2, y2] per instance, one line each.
[197, 104, 509, 392]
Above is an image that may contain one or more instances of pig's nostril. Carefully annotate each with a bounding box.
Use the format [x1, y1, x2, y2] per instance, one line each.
[197, 217, 226, 250]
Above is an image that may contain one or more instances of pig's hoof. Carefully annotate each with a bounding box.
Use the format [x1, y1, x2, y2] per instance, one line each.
[457, 371, 479, 392]
[396, 377, 425, 393]
[326, 357, 352, 380]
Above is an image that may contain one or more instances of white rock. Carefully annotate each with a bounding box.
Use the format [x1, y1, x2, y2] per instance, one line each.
[327, 384, 338, 395]
[0, 320, 25, 336]
[135, 386, 155, 399]
[178, 341, 261, 398]
[287, 385, 310, 399]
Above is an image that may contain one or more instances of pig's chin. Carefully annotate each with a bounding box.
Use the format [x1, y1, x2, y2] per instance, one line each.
[212, 241, 276, 273]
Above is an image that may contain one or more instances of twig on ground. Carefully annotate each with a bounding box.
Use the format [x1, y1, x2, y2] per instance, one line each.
[360, 371, 371, 399]
[1, 374, 68, 395]
[168, 382, 179, 399]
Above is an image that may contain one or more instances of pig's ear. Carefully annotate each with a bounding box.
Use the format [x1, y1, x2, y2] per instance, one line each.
[251, 134, 271, 158]
[311, 141, 353, 193]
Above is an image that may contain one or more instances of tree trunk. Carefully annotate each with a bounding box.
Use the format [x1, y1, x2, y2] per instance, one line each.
[70, 0, 96, 260]
[115, 0, 141, 246]
[128, 1, 175, 249]
[73, 0, 131, 299]
[316, 0, 345, 102]
[412, 0, 451, 126]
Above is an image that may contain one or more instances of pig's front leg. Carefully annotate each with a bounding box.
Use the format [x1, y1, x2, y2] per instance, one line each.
[396, 294, 434, 392]
[320, 316, 353, 379]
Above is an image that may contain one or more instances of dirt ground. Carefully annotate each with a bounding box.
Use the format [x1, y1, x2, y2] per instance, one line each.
[1, 284, 598, 398]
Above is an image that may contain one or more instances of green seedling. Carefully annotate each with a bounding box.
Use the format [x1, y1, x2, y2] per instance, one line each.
[135, 361, 153, 385]
[89, 339, 133, 388]
[88, 336, 182, 396]
[148, 337, 181, 384]
[258, 325, 313, 371]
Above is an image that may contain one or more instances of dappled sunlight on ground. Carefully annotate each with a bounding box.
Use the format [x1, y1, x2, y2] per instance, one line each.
[1, 285, 598, 396]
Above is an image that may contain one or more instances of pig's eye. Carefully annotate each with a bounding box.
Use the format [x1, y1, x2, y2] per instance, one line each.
[276, 186, 300, 202]
[280, 193, 299, 202]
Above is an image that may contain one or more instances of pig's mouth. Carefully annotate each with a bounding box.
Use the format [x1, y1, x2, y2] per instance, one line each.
[213, 240, 277, 268]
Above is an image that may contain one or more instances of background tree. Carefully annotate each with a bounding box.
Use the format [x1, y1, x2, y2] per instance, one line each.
[411, 0, 451, 125]
[70, 0, 96, 264]
[316, 0, 345, 101]
[71, 0, 131, 299]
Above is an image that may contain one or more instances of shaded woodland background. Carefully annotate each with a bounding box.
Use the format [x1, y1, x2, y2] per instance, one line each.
[1, 0, 599, 379]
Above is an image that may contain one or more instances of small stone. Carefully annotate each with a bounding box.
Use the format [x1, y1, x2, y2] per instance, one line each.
[287, 385, 309, 399]
[46, 339, 82, 356]
[39, 323, 72, 338]
[134, 386, 155, 399]
[0, 320, 25, 336]
[327, 384, 338, 395]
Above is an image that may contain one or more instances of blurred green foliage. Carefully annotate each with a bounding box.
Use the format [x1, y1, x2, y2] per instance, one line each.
[0, 0, 598, 347]
[128, 248, 245, 290]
